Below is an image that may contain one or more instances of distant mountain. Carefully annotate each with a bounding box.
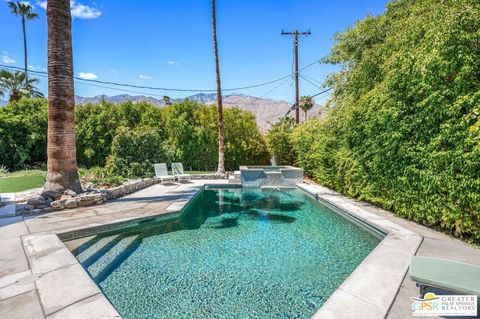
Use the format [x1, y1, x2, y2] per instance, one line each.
[74, 93, 321, 130]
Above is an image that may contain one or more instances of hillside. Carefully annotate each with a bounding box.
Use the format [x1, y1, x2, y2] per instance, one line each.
[74, 93, 320, 130]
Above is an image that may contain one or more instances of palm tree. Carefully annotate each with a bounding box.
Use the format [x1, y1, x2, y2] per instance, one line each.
[44, 0, 82, 193]
[8, 1, 38, 83]
[211, 0, 225, 175]
[0, 70, 44, 102]
[162, 95, 172, 106]
[299, 96, 314, 121]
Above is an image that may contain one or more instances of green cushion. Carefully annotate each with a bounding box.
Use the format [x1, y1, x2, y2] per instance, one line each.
[410, 256, 480, 296]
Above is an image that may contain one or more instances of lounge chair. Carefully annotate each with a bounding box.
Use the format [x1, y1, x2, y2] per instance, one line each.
[171, 162, 191, 181]
[153, 163, 176, 183]
[410, 256, 480, 297]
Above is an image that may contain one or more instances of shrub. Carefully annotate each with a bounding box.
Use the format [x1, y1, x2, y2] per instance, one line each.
[289, 0, 480, 242]
[106, 126, 168, 178]
[265, 117, 296, 165]
[0, 98, 47, 169]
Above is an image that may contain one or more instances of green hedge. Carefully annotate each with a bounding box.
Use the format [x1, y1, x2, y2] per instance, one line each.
[274, 0, 480, 242]
[0, 98, 269, 175]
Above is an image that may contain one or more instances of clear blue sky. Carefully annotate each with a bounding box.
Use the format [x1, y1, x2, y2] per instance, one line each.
[0, 0, 388, 103]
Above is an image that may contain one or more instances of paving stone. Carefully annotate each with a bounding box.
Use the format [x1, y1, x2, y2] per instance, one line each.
[313, 289, 384, 319]
[47, 293, 120, 319]
[30, 247, 78, 274]
[0, 290, 45, 319]
[36, 263, 100, 315]
[0, 219, 29, 239]
[0, 270, 35, 300]
[23, 233, 65, 256]
[0, 238, 29, 277]
[340, 262, 405, 309]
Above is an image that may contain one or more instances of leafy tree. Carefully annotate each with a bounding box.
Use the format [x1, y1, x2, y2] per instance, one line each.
[0, 98, 47, 169]
[8, 1, 38, 81]
[266, 117, 296, 165]
[106, 126, 168, 178]
[291, 0, 480, 242]
[0, 70, 43, 102]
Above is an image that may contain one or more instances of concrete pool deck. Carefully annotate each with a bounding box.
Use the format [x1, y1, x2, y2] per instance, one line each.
[0, 179, 479, 318]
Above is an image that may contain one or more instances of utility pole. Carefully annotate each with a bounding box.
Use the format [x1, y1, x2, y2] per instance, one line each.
[281, 29, 311, 124]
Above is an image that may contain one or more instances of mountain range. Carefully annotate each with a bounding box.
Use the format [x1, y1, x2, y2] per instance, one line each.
[74, 93, 320, 130]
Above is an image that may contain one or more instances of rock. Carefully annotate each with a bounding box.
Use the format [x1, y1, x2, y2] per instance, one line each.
[50, 200, 65, 209]
[24, 205, 34, 211]
[64, 199, 78, 209]
[42, 190, 62, 200]
[45, 197, 53, 206]
[36, 205, 48, 209]
[26, 195, 46, 207]
[78, 193, 103, 207]
[63, 189, 77, 197]
[31, 209, 43, 214]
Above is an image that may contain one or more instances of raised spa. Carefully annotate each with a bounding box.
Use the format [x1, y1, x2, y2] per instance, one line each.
[65, 187, 382, 319]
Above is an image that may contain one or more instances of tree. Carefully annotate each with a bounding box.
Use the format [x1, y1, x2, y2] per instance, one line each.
[0, 70, 43, 102]
[211, 0, 225, 174]
[8, 1, 38, 83]
[162, 96, 172, 106]
[44, 0, 82, 193]
[293, 0, 480, 242]
[299, 96, 314, 121]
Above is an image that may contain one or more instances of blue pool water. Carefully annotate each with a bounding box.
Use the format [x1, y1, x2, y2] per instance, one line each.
[68, 188, 381, 319]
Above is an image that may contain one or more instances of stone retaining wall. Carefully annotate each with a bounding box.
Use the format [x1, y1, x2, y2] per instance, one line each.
[20, 174, 228, 215]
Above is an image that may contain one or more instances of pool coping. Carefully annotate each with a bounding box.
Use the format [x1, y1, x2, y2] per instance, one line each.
[16, 181, 422, 319]
[296, 183, 423, 319]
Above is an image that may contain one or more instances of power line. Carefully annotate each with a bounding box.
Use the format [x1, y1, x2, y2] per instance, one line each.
[299, 74, 322, 90]
[0, 64, 293, 93]
[281, 87, 332, 120]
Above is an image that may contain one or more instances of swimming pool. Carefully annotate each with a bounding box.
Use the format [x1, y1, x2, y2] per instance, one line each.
[66, 187, 381, 319]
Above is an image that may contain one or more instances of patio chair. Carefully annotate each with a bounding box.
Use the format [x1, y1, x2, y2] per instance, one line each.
[171, 162, 192, 181]
[409, 256, 480, 297]
[153, 163, 176, 183]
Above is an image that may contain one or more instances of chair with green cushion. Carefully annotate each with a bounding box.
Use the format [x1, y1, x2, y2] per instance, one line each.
[410, 256, 480, 297]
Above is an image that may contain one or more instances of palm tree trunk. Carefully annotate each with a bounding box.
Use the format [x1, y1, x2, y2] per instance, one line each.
[22, 16, 27, 85]
[212, 0, 225, 174]
[44, 0, 82, 193]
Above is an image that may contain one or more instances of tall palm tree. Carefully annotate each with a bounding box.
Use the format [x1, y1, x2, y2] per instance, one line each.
[44, 0, 82, 193]
[8, 1, 38, 83]
[299, 96, 314, 121]
[0, 70, 43, 102]
[211, 0, 225, 174]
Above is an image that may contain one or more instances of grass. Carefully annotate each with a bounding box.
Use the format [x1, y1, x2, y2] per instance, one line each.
[184, 170, 216, 174]
[0, 170, 46, 193]
[0, 169, 215, 193]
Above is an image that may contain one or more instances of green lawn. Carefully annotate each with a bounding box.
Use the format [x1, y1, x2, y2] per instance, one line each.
[0, 169, 216, 193]
[0, 170, 46, 193]
[184, 170, 216, 174]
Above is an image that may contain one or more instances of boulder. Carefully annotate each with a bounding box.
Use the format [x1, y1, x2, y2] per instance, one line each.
[42, 190, 62, 200]
[64, 199, 78, 209]
[63, 189, 77, 197]
[26, 195, 46, 207]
